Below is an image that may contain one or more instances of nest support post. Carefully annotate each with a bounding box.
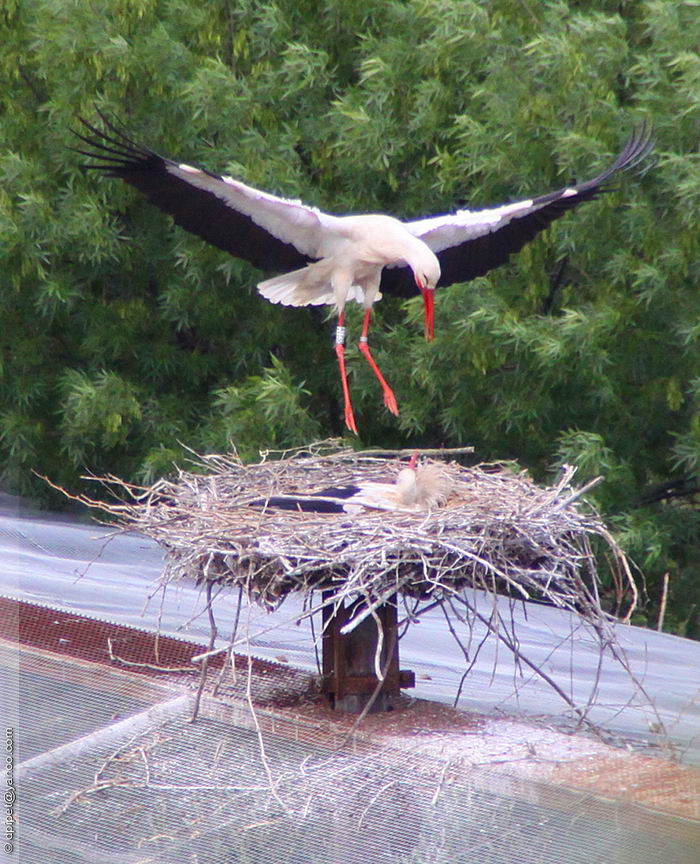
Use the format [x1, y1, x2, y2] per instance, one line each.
[321, 592, 415, 713]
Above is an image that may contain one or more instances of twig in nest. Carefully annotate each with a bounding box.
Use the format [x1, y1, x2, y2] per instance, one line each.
[243, 609, 294, 816]
[657, 572, 670, 632]
[213, 584, 244, 695]
[191, 580, 218, 721]
[106, 638, 195, 674]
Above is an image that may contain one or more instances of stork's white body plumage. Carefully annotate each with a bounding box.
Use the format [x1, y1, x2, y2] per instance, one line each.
[74, 116, 653, 433]
[256, 213, 438, 308]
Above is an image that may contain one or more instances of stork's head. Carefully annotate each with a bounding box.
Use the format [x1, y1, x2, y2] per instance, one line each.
[411, 248, 440, 341]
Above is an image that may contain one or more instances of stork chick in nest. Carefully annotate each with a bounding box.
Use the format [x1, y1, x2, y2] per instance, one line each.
[250, 453, 452, 514]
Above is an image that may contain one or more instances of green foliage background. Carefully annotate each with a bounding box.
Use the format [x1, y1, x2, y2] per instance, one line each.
[1, 0, 699, 635]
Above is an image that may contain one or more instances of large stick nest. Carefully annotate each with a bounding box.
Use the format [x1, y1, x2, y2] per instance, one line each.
[75, 441, 633, 626]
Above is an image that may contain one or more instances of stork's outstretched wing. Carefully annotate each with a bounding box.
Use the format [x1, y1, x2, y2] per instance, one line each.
[73, 113, 340, 272]
[381, 123, 654, 296]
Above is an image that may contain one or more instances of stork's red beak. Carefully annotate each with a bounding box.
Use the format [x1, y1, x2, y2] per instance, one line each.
[422, 285, 435, 341]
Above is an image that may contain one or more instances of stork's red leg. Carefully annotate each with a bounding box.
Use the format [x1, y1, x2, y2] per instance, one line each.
[334, 313, 358, 435]
[358, 309, 399, 416]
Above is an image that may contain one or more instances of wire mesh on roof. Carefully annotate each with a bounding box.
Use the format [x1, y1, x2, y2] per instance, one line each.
[16, 657, 699, 864]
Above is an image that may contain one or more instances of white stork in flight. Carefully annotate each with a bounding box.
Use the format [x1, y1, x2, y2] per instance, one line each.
[74, 115, 653, 434]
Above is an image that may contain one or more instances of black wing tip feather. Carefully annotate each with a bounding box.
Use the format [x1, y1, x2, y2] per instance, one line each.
[615, 119, 656, 174]
[582, 120, 655, 190]
[69, 109, 159, 174]
[528, 121, 655, 209]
